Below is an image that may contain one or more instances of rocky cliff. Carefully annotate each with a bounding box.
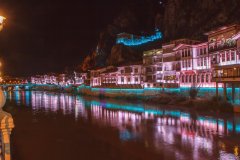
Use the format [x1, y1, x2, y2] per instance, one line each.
[80, 0, 240, 71]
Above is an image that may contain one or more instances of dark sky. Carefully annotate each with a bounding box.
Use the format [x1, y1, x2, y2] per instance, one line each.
[0, 0, 160, 76]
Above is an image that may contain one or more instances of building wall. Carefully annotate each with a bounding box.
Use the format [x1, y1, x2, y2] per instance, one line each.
[117, 65, 143, 85]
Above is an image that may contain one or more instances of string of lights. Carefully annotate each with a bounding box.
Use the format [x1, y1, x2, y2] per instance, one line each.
[116, 29, 162, 46]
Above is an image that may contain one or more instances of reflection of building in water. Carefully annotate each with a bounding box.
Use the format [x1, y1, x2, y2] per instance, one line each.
[7, 91, 240, 159]
[30, 92, 88, 119]
[89, 100, 240, 159]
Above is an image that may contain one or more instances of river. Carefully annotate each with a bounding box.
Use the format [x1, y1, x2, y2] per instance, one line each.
[3, 91, 240, 160]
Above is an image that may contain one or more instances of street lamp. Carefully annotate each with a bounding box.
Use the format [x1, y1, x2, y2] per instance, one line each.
[0, 16, 6, 31]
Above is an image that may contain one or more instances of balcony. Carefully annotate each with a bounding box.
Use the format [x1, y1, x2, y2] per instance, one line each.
[212, 75, 240, 82]
[209, 41, 237, 53]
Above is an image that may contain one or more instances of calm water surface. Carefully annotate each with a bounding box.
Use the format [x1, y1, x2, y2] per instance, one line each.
[4, 91, 240, 160]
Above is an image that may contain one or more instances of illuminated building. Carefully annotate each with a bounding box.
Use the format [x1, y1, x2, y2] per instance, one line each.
[143, 49, 163, 88]
[162, 40, 185, 88]
[173, 40, 216, 88]
[116, 63, 143, 87]
[116, 29, 162, 46]
[73, 72, 87, 85]
[90, 66, 114, 87]
[31, 74, 57, 85]
[31, 75, 44, 84]
[205, 24, 240, 100]
[90, 64, 143, 88]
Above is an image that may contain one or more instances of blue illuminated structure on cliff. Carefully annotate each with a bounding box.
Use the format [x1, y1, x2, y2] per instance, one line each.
[116, 29, 162, 46]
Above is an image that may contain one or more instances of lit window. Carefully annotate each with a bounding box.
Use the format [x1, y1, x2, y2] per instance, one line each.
[204, 57, 207, 66]
[135, 77, 138, 82]
[227, 52, 230, 61]
[121, 77, 124, 83]
[197, 58, 200, 66]
[231, 51, 235, 61]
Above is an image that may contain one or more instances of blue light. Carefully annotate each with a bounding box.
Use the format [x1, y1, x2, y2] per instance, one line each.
[236, 123, 240, 133]
[227, 121, 233, 132]
[116, 30, 162, 46]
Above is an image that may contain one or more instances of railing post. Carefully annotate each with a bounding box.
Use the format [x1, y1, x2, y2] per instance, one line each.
[0, 89, 14, 160]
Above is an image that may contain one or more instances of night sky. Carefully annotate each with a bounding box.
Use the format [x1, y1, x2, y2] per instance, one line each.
[0, 0, 162, 76]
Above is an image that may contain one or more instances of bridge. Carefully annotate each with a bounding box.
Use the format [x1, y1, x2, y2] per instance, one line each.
[0, 83, 60, 91]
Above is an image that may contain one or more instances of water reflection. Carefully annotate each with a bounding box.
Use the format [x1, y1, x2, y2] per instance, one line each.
[5, 91, 240, 160]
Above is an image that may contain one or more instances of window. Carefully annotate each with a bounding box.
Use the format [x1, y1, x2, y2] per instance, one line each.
[182, 75, 185, 83]
[185, 61, 188, 68]
[188, 60, 191, 67]
[193, 75, 196, 83]
[201, 74, 205, 83]
[157, 67, 162, 71]
[204, 57, 207, 66]
[182, 51, 184, 58]
[153, 75, 156, 81]
[125, 67, 132, 73]
[185, 75, 188, 83]
[200, 58, 203, 66]
[146, 67, 152, 72]
[121, 77, 124, 83]
[227, 52, 230, 61]
[127, 77, 131, 82]
[206, 74, 209, 83]
[222, 53, 225, 62]
[182, 61, 185, 68]
[135, 77, 138, 82]
[197, 75, 200, 83]
[231, 51, 235, 61]
[189, 75, 192, 83]
[134, 68, 138, 73]
[197, 58, 200, 66]
[188, 49, 191, 57]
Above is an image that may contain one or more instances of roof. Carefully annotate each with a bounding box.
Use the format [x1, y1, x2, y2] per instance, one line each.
[204, 24, 240, 36]
[143, 48, 162, 56]
[101, 68, 118, 74]
[173, 41, 207, 51]
[232, 32, 240, 40]
[162, 39, 200, 47]
[117, 61, 143, 67]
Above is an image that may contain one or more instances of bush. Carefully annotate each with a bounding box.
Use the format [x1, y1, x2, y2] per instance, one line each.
[189, 85, 200, 99]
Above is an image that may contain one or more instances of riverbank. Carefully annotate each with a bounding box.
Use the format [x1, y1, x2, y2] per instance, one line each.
[29, 84, 237, 113]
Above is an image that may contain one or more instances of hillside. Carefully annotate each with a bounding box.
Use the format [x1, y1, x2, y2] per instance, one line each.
[80, 0, 240, 71]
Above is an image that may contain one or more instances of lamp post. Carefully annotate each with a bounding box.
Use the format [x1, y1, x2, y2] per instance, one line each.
[0, 15, 14, 160]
